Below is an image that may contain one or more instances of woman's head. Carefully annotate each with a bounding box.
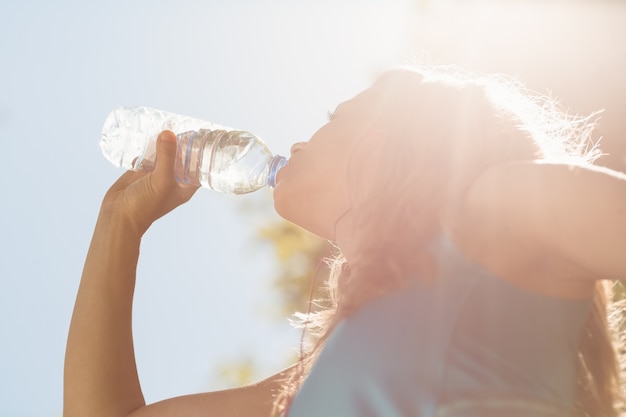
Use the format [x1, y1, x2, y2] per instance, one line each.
[273, 86, 386, 242]
[274, 66, 573, 272]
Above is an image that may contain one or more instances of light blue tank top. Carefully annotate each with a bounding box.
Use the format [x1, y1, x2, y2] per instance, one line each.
[286, 235, 591, 417]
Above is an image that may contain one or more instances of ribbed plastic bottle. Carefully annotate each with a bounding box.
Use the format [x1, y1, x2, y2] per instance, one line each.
[100, 106, 287, 194]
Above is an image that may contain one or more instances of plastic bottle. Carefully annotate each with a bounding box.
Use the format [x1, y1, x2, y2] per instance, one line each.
[100, 106, 287, 194]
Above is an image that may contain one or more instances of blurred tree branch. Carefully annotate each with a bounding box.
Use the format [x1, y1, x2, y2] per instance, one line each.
[258, 220, 334, 316]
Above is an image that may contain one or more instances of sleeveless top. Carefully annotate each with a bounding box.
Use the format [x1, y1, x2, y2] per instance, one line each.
[286, 235, 591, 417]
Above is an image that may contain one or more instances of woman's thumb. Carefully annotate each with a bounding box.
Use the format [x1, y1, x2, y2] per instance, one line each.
[153, 130, 178, 182]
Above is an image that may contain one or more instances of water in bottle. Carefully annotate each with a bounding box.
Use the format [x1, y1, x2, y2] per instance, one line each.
[100, 106, 287, 194]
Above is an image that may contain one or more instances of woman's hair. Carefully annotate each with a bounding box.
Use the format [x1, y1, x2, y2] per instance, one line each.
[273, 65, 624, 416]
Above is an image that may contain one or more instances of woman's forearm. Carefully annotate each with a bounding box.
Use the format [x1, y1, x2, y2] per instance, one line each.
[64, 212, 145, 417]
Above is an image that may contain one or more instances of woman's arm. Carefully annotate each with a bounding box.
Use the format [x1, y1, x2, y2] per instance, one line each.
[64, 131, 284, 417]
[64, 210, 145, 417]
[459, 160, 626, 283]
[128, 367, 294, 417]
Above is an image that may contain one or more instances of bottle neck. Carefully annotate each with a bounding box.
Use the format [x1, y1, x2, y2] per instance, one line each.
[267, 155, 287, 189]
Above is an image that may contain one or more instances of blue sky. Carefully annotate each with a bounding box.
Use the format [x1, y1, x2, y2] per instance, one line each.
[0, 1, 413, 415]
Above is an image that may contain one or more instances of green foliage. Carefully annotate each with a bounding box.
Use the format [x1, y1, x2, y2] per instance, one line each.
[215, 357, 256, 388]
[211, 218, 332, 388]
[258, 220, 334, 316]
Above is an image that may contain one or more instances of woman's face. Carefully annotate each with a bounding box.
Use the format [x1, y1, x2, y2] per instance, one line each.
[273, 86, 383, 241]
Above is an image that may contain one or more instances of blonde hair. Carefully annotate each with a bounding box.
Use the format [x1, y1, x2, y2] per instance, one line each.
[273, 66, 624, 416]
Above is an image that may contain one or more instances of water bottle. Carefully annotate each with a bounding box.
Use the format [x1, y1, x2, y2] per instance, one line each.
[100, 106, 287, 194]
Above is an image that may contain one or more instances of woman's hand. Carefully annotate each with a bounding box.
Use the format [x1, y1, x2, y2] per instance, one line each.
[100, 130, 199, 236]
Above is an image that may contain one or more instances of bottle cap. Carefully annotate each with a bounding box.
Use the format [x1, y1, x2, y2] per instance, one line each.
[268, 155, 288, 188]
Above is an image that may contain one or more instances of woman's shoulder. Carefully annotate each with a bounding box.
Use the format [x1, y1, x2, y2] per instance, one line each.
[443, 160, 626, 299]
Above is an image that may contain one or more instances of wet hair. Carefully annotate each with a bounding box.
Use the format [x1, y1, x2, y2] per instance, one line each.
[273, 65, 624, 417]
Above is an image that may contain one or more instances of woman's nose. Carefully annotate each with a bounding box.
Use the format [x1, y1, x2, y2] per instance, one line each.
[290, 141, 306, 157]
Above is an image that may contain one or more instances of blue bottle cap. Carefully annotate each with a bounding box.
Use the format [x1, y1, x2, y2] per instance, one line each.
[267, 155, 288, 189]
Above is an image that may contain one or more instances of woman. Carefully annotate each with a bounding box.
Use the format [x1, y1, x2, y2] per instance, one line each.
[64, 66, 625, 417]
